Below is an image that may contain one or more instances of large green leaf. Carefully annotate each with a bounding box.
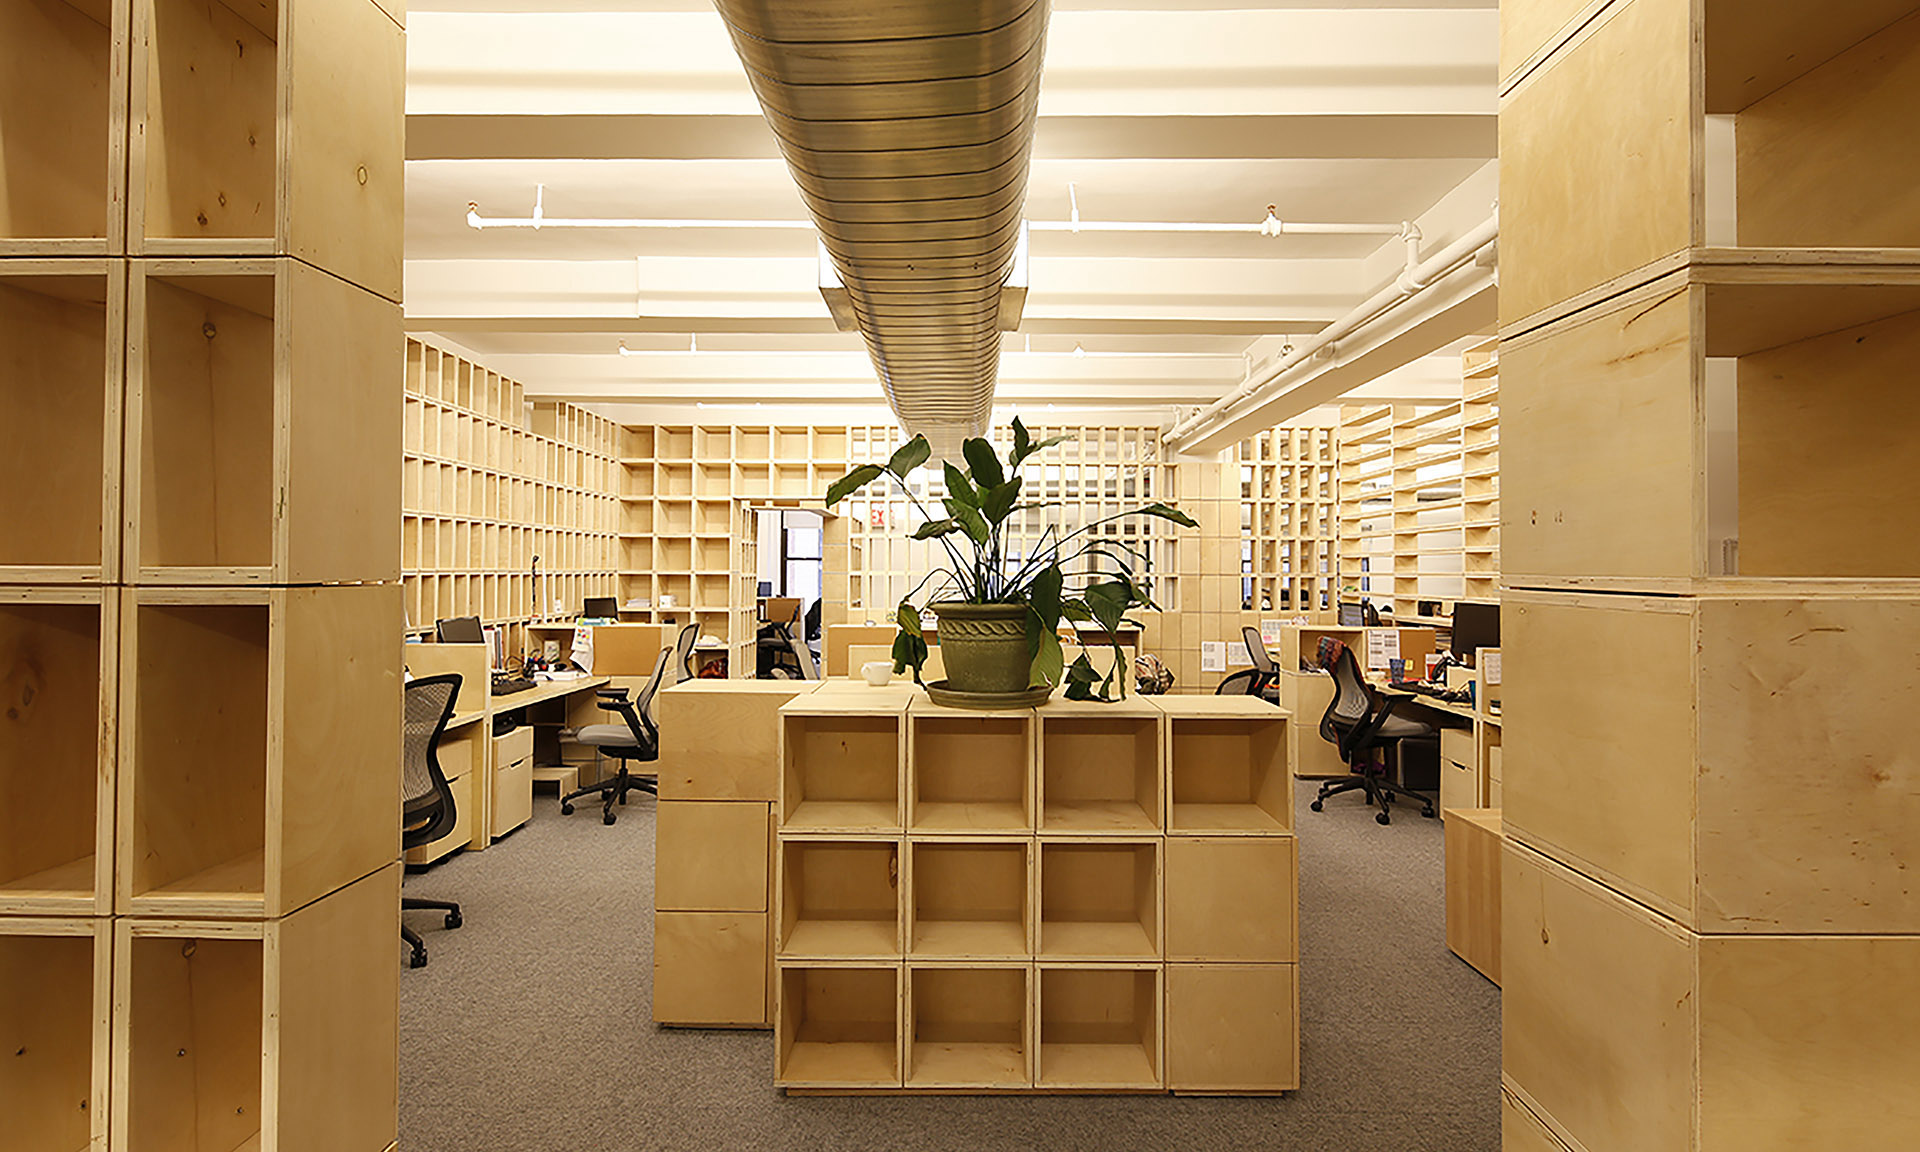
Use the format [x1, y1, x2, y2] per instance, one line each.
[1082, 579, 1131, 633]
[891, 628, 929, 684]
[980, 477, 1022, 524]
[962, 437, 1005, 489]
[911, 519, 961, 540]
[1013, 417, 1032, 463]
[1028, 564, 1063, 629]
[1027, 612, 1064, 689]
[886, 437, 931, 478]
[824, 464, 884, 507]
[946, 499, 990, 544]
[1134, 502, 1200, 528]
[942, 462, 978, 508]
[1062, 654, 1099, 701]
[895, 601, 923, 633]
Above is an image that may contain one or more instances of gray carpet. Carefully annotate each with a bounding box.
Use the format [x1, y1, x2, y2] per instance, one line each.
[399, 784, 1499, 1151]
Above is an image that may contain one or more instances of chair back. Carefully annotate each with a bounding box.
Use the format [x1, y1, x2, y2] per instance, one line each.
[786, 628, 819, 680]
[596, 649, 669, 756]
[1214, 669, 1265, 696]
[1319, 646, 1375, 750]
[804, 598, 822, 641]
[1242, 626, 1278, 675]
[669, 622, 698, 685]
[402, 674, 462, 848]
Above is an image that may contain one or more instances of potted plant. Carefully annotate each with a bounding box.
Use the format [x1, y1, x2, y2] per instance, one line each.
[825, 419, 1197, 705]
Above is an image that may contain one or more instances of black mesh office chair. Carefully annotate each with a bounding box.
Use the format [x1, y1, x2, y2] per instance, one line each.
[668, 621, 699, 685]
[561, 649, 668, 825]
[1215, 628, 1282, 699]
[402, 674, 466, 968]
[804, 598, 823, 662]
[1312, 646, 1439, 825]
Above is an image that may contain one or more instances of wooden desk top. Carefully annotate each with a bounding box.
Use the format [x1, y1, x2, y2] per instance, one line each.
[447, 675, 613, 729]
[1375, 681, 1479, 721]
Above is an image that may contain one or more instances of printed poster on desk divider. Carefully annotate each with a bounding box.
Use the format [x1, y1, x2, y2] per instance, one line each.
[572, 626, 594, 674]
[1365, 628, 1399, 670]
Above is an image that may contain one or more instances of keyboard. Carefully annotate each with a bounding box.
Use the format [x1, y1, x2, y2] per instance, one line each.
[491, 673, 536, 696]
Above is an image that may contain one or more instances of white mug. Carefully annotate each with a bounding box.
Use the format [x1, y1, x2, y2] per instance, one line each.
[861, 660, 892, 687]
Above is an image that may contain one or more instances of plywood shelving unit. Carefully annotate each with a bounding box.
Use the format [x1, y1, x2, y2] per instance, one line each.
[1235, 425, 1340, 614]
[772, 692, 1297, 1094]
[1, 4, 406, 1148]
[1336, 343, 1500, 620]
[1498, 2, 1920, 1147]
[403, 338, 619, 644]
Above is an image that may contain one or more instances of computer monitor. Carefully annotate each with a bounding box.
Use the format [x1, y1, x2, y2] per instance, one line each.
[758, 580, 774, 598]
[1337, 601, 1365, 627]
[435, 615, 484, 645]
[582, 596, 618, 620]
[1451, 601, 1501, 665]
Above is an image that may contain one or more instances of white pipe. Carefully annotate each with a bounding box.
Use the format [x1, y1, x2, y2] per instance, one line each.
[464, 202, 1406, 237]
[1164, 210, 1500, 447]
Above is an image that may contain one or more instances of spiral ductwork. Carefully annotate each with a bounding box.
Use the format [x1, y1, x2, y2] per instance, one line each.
[713, 0, 1050, 451]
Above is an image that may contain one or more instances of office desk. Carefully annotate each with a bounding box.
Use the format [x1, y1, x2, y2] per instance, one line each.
[1374, 676, 1501, 815]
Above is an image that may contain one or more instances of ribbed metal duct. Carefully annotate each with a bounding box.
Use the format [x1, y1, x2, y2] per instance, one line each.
[712, 0, 1050, 452]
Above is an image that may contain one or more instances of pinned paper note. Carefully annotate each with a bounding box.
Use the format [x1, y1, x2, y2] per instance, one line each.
[1365, 628, 1399, 670]
[1480, 648, 1501, 685]
[1201, 641, 1228, 673]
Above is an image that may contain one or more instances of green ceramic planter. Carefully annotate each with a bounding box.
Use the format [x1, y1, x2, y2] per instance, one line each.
[932, 601, 1032, 696]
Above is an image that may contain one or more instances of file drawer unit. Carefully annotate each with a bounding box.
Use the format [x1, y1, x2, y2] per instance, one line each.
[770, 690, 1298, 1094]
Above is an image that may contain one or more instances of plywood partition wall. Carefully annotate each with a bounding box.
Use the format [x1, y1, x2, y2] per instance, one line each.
[1499, 0, 1920, 1146]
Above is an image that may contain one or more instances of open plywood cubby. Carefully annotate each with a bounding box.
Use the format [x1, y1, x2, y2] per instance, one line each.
[1038, 841, 1161, 961]
[113, 864, 400, 1152]
[777, 839, 901, 959]
[129, 0, 405, 300]
[0, 918, 112, 1152]
[908, 706, 1033, 834]
[1165, 713, 1290, 834]
[127, 259, 401, 585]
[0, 590, 117, 916]
[779, 709, 902, 832]
[0, 0, 125, 254]
[775, 964, 901, 1089]
[0, 263, 122, 582]
[908, 841, 1029, 959]
[1036, 966, 1162, 1090]
[1038, 710, 1162, 834]
[120, 584, 401, 918]
[906, 965, 1030, 1088]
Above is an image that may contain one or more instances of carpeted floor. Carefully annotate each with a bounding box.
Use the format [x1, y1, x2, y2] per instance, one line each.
[398, 783, 1499, 1152]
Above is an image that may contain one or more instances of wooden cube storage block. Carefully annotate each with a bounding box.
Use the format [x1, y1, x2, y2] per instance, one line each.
[118, 583, 401, 918]
[1037, 700, 1163, 835]
[1504, 591, 1920, 932]
[1444, 809, 1502, 984]
[658, 680, 813, 800]
[0, 918, 112, 1152]
[0, 261, 123, 582]
[654, 910, 769, 1028]
[1165, 964, 1298, 1093]
[112, 864, 399, 1152]
[906, 964, 1031, 1089]
[656, 801, 770, 912]
[126, 258, 401, 585]
[129, 0, 405, 299]
[775, 964, 902, 1089]
[907, 840, 1030, 960]
[908, 702, 1034, 834]
[1503, 272, 1920, 585]
[1039, 840, 1161, 961]
[0, 0, 128, 254]
[1035, 966, 1162, 1090]
[777, 838, 902, 960]
[1164, 837, 1297, 963]
[779, 702, 904, 833]
[1154, 697, 1290, 834]
[0, 589, 117, 916]
[1504, 841, 1920, 1152]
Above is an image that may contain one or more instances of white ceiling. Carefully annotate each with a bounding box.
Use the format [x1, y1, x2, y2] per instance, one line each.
[403, 1, 1500, 430]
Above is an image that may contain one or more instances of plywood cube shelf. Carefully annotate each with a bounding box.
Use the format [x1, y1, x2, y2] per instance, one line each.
[0, 0, 129, 256]
[1036, 966, 1162, 1090]
[0, 589, 118, 917]
[111, 865, 400, 1152]
[777, 838, 902, 960]
[1039, 840, 1162, 961]
[1157, 699, 1290, 834]
[0, 917, 113, 1152]
[908, 703, 1034, 835]
[906, 964, 1031, 1089]
[779, 707, 905, 833]
[1037, 704, 1163, 835]
[128, 0, 405, 300]
[0, 261, 125, 583]
[908, 840, 1030, 960]
[118, 584, 401, 918]
[126, 258, 401, 586]
[775, 964, 902, 1089]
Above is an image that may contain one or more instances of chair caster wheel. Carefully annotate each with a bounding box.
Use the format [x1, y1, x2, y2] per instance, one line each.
[1309, 799, 1324, 812]
[1422, 807, 1437, 819]
[1376, 811, 1392, 825]
[561, 802, 574, 815]
[410, 950, 427, 969]
[603, 811, 617, 826]
[444, 912, 462, 930]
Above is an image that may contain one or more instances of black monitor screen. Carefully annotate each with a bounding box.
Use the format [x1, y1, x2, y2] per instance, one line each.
[1337, 601, 1365, 627]
[1451, 601, 1501, 664]
[757, 580, 774, 597]
[435, 615, 485, 645]
[582, 597, 618, 619]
